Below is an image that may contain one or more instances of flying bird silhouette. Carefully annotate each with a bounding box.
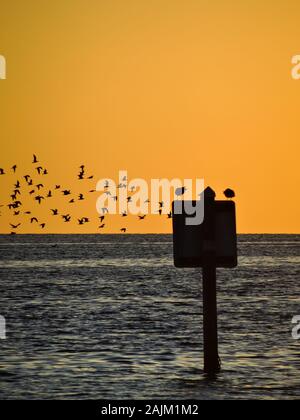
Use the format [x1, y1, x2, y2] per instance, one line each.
[11, 165, 17, 173]
[33, 154, 38, 164]
[120, 228, 127, 233]
[51, 209, 59, 216]
[10, 223, 21, 229]
[0, 168, 5, 175]
[62, 214, 71, 222]
[40, 223, 46, 229]
[31, 217, 38, 224]
[35, 196, 44, 204]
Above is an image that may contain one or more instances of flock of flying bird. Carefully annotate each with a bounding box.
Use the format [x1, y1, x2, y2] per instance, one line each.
[0, 155, 235, 235]
[0, 155, 171, 235]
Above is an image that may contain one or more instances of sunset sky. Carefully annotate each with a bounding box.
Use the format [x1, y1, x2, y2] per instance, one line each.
[0, 0, 299, 233]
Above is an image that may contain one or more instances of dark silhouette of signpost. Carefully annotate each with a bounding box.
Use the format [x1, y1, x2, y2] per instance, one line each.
[172, 187, 237, 376]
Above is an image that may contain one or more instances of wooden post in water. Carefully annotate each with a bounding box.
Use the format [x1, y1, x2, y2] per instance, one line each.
[202, 187, 220, 375]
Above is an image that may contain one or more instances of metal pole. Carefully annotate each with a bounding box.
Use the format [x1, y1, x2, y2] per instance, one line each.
[202, 188, 220, 375]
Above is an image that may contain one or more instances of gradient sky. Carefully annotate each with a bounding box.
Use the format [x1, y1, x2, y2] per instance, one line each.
[0, 0, 300, 233]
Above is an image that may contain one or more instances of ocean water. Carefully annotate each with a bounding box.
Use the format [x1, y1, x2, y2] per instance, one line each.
[0, 234, 299, 400]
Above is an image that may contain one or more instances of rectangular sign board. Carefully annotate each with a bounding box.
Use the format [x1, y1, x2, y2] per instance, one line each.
[172, 200, 237, 268]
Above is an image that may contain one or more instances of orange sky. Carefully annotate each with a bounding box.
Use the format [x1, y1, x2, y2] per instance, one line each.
[0, 0, 300, 233]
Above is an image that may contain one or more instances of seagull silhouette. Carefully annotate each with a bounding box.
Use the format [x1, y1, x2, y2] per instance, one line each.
[36, 167, 43, 175]
[31, 217, 38, 224]
[223, 188, 235, 199]
[62, 190, 71, 196]
[99, 224, 105, 229]
[10, 223, 21, 229]
[99, 216, 105, 223]
[120, 228, 127, 233]
[35, 196, 44, 204]
[33, 154, 38, 164]
[0, 168, 5, 175]
[139, 215, 146, 220]
[51, 209, 59, 216]
[40, 223, 46, 229]
[62, 214, 71, 222]
[175, 186, 187, 198]
[11, 165, 17, 173]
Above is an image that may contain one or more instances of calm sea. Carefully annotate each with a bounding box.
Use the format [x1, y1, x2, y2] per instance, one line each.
[0, 234, 299, 400]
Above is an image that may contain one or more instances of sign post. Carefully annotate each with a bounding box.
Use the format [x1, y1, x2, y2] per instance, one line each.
[172, 187, 237, 375]
[202, 189, 220, 374]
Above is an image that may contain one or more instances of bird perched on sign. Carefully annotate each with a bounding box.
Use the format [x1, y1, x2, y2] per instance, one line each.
[223, 188, 235, 199]
[175, 186, 187, 198]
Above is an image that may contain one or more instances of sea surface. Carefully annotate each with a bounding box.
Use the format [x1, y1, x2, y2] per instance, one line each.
[0, 234, 299, 400]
